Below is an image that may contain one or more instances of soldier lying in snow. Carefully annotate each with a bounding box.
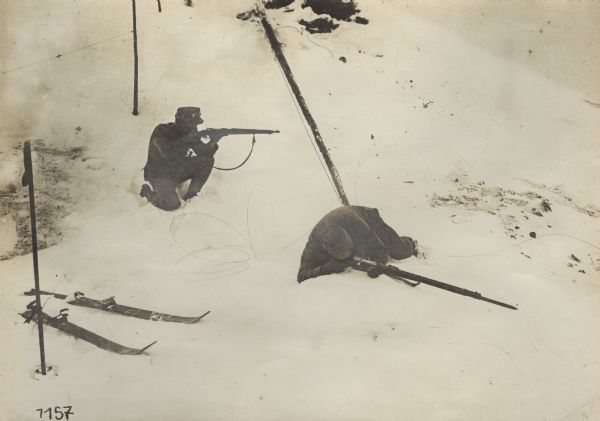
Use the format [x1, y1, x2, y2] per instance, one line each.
[297, 206, 418, 283]
[140, 106, 218, 211]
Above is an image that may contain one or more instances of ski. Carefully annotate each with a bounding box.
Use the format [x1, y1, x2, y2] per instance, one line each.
[23, 289, 67, 299]
[21, 307, 157, 355]
[67, 292, 210, 324]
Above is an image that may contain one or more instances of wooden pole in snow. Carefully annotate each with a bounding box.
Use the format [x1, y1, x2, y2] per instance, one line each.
[260, 14, 349, 206]
[22, 141, 47, 375]
[132, 0, 139, 115]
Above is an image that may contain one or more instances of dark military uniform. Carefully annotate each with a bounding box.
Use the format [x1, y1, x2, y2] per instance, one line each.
[297, 206, 417, 283]
[142, 120, 217, 211]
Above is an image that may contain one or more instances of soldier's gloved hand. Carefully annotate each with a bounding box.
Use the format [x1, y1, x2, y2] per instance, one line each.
[412, 240, 427, 259]
[367, 267, 383, 278]
[369, 250, 389, 266]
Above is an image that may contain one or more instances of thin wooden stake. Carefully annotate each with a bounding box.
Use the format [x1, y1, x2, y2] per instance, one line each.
[22, 141, 47, 375]
[132, 0, 139, 115]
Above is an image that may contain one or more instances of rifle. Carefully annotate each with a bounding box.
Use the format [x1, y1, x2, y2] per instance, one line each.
[349, 259, 518, 310]
[198, 128, 280, 142]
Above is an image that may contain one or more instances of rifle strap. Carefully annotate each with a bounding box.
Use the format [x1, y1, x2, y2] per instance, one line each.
[213, 135, 256, 171]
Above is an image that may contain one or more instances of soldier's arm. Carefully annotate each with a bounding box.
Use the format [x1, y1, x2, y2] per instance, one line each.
[362, 234, 390, 264]
[180, 131, 218, 156]
[149, 125, 177, 159]
[297, 245, 349, 283]
[298, 259, 349, 283]
[361, 207, 416, 260]
[192, 139, 218, 156]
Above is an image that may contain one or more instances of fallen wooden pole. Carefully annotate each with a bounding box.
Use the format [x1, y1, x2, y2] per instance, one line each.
[259, 13, 350, 206]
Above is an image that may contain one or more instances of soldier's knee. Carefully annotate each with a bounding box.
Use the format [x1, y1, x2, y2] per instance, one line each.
[161, 198, 181, 211]
[152, 195, 180, 211]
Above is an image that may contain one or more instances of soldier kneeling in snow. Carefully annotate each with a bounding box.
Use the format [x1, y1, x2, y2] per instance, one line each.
[297, 206, 418, 283]
[141, 107, 218, 211]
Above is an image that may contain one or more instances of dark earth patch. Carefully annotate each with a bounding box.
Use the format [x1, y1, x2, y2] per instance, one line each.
[430, 177, 555, 239]
[302, 0, 359, 21]
[236, 7, 263, 22]
[265, 0, 295, 9]
[0, 141, 86, 261]
[298, 0, 368, 33]
[299, 17, 339, 33]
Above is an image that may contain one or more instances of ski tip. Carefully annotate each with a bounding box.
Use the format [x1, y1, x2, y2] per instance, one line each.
[189, 310, 211, 324]
[497, 303, 518, 311]
[137, 340, 158, 354]
[19, 311, 30, 322]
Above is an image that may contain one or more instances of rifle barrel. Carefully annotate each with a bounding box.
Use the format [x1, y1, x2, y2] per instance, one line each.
[387, 265, 517, 310]
[352, 260, 517, 310]
[211, 128, 280, 135]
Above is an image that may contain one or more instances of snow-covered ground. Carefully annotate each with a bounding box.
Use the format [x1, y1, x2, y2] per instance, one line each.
[1, 1, 599, 420]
